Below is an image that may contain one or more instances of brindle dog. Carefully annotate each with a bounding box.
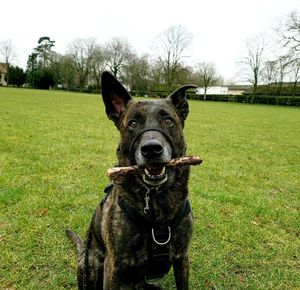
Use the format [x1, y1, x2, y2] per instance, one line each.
[67, 71, 197, 289]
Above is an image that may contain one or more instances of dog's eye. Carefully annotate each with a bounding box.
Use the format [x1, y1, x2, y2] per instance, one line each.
[164, 118, 174, 127]
[128, 120, 138, 128]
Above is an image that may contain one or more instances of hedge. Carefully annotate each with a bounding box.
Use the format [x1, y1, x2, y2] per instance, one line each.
[186, 93, 300, 106]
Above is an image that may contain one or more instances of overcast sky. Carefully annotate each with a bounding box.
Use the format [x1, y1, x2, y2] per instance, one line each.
[1, 0, 299, 82]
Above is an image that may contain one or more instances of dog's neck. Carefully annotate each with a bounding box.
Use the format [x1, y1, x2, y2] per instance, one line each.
[112, 166, 190, 222]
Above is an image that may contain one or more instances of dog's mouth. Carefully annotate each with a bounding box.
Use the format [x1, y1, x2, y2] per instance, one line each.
[142, 164, 168, 186]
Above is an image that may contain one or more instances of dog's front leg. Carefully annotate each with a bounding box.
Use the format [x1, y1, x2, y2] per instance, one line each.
[173, 255, 190, 290]
[103, 253, 121, 290]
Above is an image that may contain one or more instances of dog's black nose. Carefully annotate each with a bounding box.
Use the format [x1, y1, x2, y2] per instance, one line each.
[141, 140, 164, 159]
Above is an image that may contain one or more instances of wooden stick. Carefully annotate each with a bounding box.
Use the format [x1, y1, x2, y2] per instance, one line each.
[106, 156, 203, 180]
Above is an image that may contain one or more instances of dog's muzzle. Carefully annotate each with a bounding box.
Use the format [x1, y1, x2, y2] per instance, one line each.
[130, 128, 174, 187]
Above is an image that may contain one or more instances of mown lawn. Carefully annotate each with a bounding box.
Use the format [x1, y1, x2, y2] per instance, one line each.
[0, 87, 299, 289]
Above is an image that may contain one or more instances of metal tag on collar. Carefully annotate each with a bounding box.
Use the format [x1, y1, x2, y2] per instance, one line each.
[144, 187, 150, 214]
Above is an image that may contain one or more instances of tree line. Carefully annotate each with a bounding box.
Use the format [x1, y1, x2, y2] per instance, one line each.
[237, 11, 300, 100]
[1, 25, 223, 96]
[0, 11, 299, 99]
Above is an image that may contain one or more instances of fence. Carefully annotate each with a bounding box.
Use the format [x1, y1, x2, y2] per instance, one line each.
[186, 93, 300, 106]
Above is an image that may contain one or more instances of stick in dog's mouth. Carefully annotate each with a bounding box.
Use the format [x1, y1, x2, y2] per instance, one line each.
[106, 156, 203, 181]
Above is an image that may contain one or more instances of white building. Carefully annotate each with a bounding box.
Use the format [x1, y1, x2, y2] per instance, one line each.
[196, 86, 228, 95]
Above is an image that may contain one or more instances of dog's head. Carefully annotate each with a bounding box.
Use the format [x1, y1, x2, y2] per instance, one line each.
[101, 71, 196, 187]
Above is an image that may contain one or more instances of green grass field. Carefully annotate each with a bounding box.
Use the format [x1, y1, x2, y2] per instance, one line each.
[0, 87, 299, 289]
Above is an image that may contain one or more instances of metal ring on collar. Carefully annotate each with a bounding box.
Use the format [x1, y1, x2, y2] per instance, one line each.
[151, 227, 171, 245]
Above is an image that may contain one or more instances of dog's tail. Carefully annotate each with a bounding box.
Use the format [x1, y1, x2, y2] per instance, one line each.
[66, 229, 85, 257]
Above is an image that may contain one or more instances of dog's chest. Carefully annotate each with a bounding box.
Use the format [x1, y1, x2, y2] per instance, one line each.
[119, 230, 173, 282]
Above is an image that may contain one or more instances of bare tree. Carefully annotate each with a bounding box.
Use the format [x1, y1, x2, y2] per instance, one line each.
[262, 55, 297, 97]
[123, 53, 150, 93]
[0, 39, 16, 85]
[67, 38, 96, 90]
[276, 56, 290, 97]
[155, 25, 192, 93]
[194, 62, 221, 100]
[104, 37, 132, 78]
[91, 44, 107, 90]
[289, 58, 300, 97]
[277, 11, 300, 63]
[276, 11, 300, 97]
[239, 34, 267, 102]
[262, 60, 277, 85]
[261, 60, 278, 94]
[148, 60, 164, 93]
[57, 54, 77, 90]
[175, 65, 194, 86]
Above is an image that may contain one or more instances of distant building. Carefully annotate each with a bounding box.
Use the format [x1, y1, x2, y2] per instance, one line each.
[196, 86, 228, 95]
[0, 63, 8, 86]
[196, 85, 253, 95]
[227, 85, 252, 95]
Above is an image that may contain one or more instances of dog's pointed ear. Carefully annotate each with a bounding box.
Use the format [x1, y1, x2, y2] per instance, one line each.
[167, 85, 197, 122]
[101, 71, 132, 127]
